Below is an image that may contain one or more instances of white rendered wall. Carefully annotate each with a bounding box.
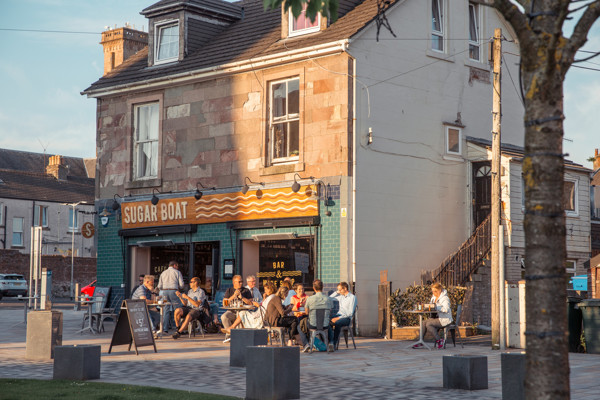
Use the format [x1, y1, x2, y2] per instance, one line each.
[350, 0, 524, 334]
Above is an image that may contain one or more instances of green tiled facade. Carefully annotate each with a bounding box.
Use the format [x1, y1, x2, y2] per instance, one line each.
[95, 190, 342, 293]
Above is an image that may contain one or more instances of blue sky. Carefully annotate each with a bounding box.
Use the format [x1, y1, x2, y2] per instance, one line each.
[0, 0, 598, 168]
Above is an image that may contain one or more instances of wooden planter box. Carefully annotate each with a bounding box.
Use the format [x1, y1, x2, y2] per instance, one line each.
[392, 326, 478, 340]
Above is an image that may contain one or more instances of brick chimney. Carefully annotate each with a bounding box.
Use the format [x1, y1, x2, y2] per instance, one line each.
[46, 155, 68, 181]
[100, 25, 148, 76]
[594, 149, 600, 171]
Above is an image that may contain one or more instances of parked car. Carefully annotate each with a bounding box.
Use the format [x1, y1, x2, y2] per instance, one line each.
[80, 279, 97, 299]
[0, 274, 28, 300]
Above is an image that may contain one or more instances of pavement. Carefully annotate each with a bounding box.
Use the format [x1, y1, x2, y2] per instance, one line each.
[1, 298, 599, 399]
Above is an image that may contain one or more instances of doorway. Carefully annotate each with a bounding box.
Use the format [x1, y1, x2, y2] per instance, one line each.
[473, 161, 492, 228]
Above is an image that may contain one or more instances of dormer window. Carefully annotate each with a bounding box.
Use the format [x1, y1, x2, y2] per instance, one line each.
[155, 20, 179, 64]
[289, 4, 320, 37]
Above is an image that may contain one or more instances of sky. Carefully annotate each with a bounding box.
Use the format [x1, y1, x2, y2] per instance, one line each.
[0, 0, 598, 168]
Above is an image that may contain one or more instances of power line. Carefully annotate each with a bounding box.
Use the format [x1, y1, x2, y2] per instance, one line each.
[0, 28, 100, 35]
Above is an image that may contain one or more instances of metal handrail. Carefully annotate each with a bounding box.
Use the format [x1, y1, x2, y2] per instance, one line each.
[423, 214, 492, 287]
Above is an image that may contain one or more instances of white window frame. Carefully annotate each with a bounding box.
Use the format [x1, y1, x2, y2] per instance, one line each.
[34, 205, 48, 227]
[133, 102, 160, 180]
[12, 217, 23, 247]
[154, 20, 179, 64]
[0, 202, 3, 225]
[468, 2, 481, 61]
[565, 260, 577, 274]
[564, 178, 579, 217]
[431, 0, 445, 52]
[268, 77, 300, 164]
[68, 208, 78, 232]
[289, 4, 320, 37]
[445, 126, 462, 156]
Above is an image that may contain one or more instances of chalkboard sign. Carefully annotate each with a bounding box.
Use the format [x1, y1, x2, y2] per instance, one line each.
[108, 299, 157, 355]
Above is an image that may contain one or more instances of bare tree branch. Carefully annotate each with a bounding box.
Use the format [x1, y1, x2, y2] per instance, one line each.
[574, 49, 600, 62]
[564, 1, 600, 61]
[568, 0, 600, 15]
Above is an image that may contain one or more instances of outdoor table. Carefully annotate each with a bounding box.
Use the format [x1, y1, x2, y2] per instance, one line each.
[76, 299, 105, 335]
[223, 305, 256, 312]
[152, 302, 172, 338]
[405, 309, 438, 350]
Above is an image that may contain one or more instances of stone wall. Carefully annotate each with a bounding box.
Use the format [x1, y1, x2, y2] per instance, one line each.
[0, 249, 96, 297]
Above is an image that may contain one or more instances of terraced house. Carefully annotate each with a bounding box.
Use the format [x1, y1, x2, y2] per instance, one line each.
[84, 0, 591, 334]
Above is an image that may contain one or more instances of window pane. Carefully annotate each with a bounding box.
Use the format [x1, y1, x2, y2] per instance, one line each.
[34, 206, 40, 227]
[69, 208, 78, 229]
[273, 123, 288, 159]
[42, 207, 47, 226]
[157, 24, 178, 60]
[12, 217, 23, 246]
[134, 103, 159, 179]
[469, 44, 480, 61]
[432, 0, 442, 32]
[289, 121, 299, 157]
[13, 217, 23, 232]
[288, 79, 299, 114]
[447, 128, 460, 153]
[272, 83, 286, 119]
[292, 4, 319, 32]
[469, 5, 478, 42]
[563, 181, 575, 211]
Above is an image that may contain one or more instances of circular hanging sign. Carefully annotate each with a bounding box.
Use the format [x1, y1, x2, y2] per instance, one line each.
[81, 222, 95, 238]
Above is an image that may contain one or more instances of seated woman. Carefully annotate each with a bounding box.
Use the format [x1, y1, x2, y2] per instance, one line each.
[413, 282, 453, 349]
[266, 284, 298, 346]
[290, 283, 308, 319]
[223, 283, 276, 332]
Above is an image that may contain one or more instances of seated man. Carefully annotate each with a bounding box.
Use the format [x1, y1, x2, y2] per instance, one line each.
[221, 274, 253, 343]
[329, 281, 357, 347]
[297, 279, 335, 352]
[131, 275, 161, 333]
[172, 277, 209, 339]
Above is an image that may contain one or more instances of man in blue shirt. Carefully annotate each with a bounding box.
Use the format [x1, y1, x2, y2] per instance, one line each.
[329, 282, 357, 348]
[131, 275, 160, 332]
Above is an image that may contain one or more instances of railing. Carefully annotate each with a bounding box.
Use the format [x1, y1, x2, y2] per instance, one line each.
[422, 214, 492, 287]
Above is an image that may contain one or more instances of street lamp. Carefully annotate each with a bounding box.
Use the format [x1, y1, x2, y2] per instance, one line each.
[62, 201, 82, 299]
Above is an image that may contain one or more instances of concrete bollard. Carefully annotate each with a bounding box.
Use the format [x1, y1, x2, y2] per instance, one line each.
[246, 346, 300, 400]
[53, 345, 101, 380]
[443, 355, 488, 390]
[501, 352, 525, 400]
[26, 311, 63, 360]
[230, 329, 268, 367]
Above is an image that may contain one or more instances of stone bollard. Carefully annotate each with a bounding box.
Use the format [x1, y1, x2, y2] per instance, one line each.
[443, 355, 488, 390]
[230, 329, 268, 367]
[53, 345, 101, 380]
[501, 352, 525, 400]
[26, 311, 63, 360]
[246, 346, 300, 400]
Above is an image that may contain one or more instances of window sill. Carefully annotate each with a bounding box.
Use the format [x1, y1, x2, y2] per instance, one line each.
[442, 154, 464, 162]
[260, 162, 305, 176]
[426, 50, 454, 63]
[464, 59, 490, 71]
[125, 178, 162, 190]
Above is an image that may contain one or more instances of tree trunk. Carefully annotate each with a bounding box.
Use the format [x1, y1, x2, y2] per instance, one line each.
[521, 45, 569, 400]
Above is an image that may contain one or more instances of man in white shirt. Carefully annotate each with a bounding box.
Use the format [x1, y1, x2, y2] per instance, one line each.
[157, 260, 185, 333]
[245, 275, 262, 302]
[329, 282, 357, 348]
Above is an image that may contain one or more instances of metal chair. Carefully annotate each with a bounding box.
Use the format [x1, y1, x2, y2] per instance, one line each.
[187, 299, 211, 338]
[259, 305, 287, 346]
[335, 307, 357, 350]
[443, 304, 464, 348]
[98, 294, 123, 333]
[309, 308, 330, 353]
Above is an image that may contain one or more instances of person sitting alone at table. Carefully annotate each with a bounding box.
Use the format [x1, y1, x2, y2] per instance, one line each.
[131, 275, 161, 333]
[329, 282, 357, 348]
[413, 282, 453, 349]
[291, 283, 308, 320]
[221, 275, 253, 343]
[297, 279, 334, 352]
[172, 277, 209, 339]
[265, 283, 298, 346]
[223, 282, 277, 332]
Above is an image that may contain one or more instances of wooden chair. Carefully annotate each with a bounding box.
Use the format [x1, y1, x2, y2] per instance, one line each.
[309, 308, 330, 353]
[443, 304, 464, 348]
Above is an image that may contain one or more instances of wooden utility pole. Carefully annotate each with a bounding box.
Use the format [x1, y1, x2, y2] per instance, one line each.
[491, 28, 502, 349]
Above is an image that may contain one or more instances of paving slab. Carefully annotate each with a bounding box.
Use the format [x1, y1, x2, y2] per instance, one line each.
[1, 302, 599, 399]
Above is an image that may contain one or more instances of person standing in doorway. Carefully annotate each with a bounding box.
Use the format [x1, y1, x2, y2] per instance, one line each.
[157, 260, 185, 333]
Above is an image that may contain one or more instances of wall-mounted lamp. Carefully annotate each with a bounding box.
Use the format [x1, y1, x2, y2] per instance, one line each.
[112, 194, 122, 211]
[194, 182, 215, 200]
[151, 188, 160, 205]
[242, 177, 264, 195]
[291, 173, 314, 193]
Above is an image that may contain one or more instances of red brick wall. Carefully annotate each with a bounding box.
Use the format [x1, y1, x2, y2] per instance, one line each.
[0, 249, 96, 297]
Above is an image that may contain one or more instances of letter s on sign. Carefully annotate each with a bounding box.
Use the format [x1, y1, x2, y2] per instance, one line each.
[81, 222, 95, 239]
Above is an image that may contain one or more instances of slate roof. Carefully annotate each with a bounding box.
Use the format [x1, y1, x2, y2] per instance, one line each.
[0, 169, 94, 203]
[83, 0, 384, 94]
[0, 148, 93, 178]
[467, 137, 592, 173]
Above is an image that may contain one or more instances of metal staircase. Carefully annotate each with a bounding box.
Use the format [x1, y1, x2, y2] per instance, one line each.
[422, 214, 492, 287]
